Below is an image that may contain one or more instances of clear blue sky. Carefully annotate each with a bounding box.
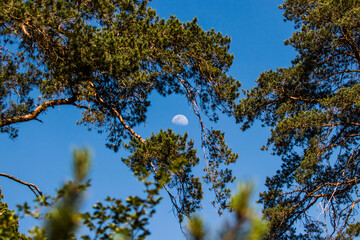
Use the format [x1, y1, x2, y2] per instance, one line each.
[1, 0, 296, 239]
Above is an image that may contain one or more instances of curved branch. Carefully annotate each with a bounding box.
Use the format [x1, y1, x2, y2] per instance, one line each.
[88, 82, 182, 216]
[0, 96, 77, 127]
[88, 82, 143, 141]
[0, 172, 43, 197]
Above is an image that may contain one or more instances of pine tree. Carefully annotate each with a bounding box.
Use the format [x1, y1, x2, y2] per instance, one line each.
[0, 188, 30, 240]
[0, 0, 240, 238]
[236, 0, 360, 239]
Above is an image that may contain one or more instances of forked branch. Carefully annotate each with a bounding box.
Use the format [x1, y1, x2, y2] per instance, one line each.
[0, 172, 43, 197]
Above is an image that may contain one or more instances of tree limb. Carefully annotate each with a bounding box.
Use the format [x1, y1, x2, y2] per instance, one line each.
[88, 82, 184, 217]
[0, 172, 43, 197]
[0, 96, 77, 127]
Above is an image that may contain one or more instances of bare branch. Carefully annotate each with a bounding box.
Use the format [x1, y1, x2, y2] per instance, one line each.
[0, 172, 42, 197]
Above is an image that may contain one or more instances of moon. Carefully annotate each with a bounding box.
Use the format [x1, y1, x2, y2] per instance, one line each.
[172, 114, 189, 126]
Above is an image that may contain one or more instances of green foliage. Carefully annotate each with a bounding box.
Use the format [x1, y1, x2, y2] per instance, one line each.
[0, 0, 240, 222]
[81, 190, 162, 240]
[45, 149, 91, 240]
[3, 149, 162, 240]
[0, 191, 30, 240]
[203, 129, 238, 215]
[0, 150, 91, 240]
[0, 153, 266, 240]
[187, 216, 206, 240]
[235, 0, 360, 239]
[186, 183, 268, 240]
[0, 0, 240, 143]
[123, 129, 202, 222]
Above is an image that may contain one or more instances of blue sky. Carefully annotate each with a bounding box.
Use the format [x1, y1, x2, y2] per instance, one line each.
[1, 0, 296, 239]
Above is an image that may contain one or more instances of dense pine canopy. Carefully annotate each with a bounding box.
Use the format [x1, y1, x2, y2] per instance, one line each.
[3, 0, 360, 239]
[0, 0, 242, 239]
[236, 0, 360, 239]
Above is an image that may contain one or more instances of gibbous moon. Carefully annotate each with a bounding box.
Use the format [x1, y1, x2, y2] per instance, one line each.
[172, 114, 189, 126]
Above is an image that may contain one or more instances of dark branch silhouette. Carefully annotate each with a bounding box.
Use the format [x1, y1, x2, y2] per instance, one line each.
[0, 172, 43, 197]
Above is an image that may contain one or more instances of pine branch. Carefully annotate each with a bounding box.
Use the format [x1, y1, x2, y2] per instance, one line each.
[0, 96, 77, 127]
